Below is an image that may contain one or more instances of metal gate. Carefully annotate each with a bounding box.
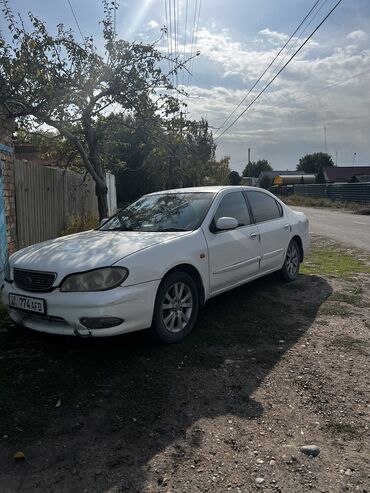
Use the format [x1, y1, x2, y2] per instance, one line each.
[0, 159, 7, 283]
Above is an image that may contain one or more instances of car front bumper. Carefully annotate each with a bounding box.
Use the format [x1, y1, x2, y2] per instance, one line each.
[0, 279, 160, 337]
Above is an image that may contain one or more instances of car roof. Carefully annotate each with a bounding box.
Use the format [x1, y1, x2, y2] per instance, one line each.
[147, 185, 261, 195]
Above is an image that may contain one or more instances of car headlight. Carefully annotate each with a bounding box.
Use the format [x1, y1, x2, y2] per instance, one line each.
[60, 267, 128, 292]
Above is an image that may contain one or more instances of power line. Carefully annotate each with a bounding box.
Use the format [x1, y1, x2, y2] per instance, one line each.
[257, 0, 329, 105]
[182, 0, 189, 87]
[219, 0, 323, 130]
[189, 0, 201, 79]
[173, 0, 178, 88]
[164, 0, 172, 78]
[215, 0, 343, 142]
[168, 0, 174, 88]
[187, 0, 199, 90]
[66, 0, 84, 43]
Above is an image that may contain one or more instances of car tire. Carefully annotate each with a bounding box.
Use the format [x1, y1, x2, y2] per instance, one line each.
[277, 239, 301, 282]
[151, 271, 199, 343]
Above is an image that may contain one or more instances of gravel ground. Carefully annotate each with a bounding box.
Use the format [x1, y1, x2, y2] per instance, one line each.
[0, 237, 369, 493]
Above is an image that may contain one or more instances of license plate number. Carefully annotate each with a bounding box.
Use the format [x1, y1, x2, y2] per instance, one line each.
[9, 294, 46, 314]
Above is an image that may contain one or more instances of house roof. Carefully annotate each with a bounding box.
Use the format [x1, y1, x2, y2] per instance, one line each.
[324, 166, 370, 183]
[258, 170, 303, 179]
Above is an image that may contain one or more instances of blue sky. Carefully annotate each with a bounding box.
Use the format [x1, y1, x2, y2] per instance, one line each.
[4, 0, 370, 172]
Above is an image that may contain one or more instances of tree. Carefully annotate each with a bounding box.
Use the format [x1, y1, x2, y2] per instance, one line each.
[259, 175, 272, 189]
[229, 170, 241, 185]
[315, 166, 325, 183]
[0, 0, 189, 219]
[206, 157, 231, 185]
[296, 152, 334, 175]
[242, 159, 272, 178]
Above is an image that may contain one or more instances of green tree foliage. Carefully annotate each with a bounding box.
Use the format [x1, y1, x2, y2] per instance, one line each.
[296, 152, 334, 175]
[259, 175, 272, 189]
[206, 157, 231, 186]
[229, 170, 241, 185]
[242, 159, 272, 178]
[315, 166, 325, 183]
[0, 0, 187, 219]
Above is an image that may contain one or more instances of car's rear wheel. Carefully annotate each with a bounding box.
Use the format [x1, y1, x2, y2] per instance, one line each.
[151, 271, 199, 343]
[277, 239, 301, 282]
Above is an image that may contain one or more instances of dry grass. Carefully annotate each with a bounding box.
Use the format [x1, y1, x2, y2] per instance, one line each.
[61, 215, 99, 235]
[279, 194, 370, 214]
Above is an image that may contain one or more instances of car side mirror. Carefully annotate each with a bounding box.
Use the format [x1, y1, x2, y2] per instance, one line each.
[215, 217, 238, 230]
[100, 218, 109, 226]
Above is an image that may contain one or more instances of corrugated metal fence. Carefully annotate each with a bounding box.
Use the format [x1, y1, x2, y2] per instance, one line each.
[272, 182, 370, 204]
[15, 160, 99, 249]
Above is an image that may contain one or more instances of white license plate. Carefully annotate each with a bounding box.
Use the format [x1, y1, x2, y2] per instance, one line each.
[9, 293, 46, 314]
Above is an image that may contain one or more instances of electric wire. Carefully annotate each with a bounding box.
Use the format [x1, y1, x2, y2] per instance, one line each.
[164, 0, 172, 78]
[187, 0, 199, 90]
[66, 0, 84, 42]
[189, 0, 201, 78]
[219, 0, 323, 129]
[258, 0, 330, 105]
[215, 0, 343, 142]
[182, 0, 189, 88]
[168, 0, 174, 88]
[173, 0, 178, 88]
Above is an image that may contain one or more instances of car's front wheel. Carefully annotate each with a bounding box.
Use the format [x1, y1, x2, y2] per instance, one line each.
[277, 239, 301, 282]
[151, 271, 199, 343]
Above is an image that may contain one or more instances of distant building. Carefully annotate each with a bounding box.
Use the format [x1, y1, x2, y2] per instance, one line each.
[324, 166, 370, 183]
[257, 170, 303, 186]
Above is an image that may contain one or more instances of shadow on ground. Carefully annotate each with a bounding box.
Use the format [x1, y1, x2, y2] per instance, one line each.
[0, 274, 331, 492]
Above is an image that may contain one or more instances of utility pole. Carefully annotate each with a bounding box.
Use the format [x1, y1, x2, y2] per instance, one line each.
[335, 150, 338, 166]
[353, 152, 356, 166]
[324, 127, 327, 154]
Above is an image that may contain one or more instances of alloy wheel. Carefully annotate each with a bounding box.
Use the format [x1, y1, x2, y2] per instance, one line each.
[161, 282, 193, 333]
[286, 243, 299, 277]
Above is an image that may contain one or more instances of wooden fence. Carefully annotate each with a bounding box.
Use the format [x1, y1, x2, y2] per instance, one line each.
[15, 160, 99, 249]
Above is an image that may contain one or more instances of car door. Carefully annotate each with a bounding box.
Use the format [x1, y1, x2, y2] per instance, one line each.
[203, 191, 261, 295]
[245, 190, 289, 273]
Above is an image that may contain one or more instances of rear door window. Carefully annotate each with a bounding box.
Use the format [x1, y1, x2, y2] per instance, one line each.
[246, 191, 283, 223]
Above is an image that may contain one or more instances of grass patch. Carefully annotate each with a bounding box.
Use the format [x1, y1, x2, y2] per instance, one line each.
[320, 303, 350, 317]
[329, 335, 365, 352]
[330, 286, 364, 307]
[279, 194, 370, 214]
[325, 421, 359, 438]
[301, 240, 370, 279]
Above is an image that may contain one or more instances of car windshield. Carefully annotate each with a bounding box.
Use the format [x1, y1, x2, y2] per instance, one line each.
[99, 192, 214, 232]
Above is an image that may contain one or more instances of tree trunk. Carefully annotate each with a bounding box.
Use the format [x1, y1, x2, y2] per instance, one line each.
[96, 183, 109, 221]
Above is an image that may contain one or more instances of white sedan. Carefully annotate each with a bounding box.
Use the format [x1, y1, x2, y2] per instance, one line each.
[1, 186, 309, 343]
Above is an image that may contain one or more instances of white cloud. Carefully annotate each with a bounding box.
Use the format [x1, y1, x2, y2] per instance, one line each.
[346, 30, 367, 42]
[179, 27, 370, 169]
[259, 28, 289, 44]
[146, 19, 159, 30]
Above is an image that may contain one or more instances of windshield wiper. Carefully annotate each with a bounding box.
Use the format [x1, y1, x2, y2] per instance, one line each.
[158, 227, 190, 232]
[102, 226, 135, 231]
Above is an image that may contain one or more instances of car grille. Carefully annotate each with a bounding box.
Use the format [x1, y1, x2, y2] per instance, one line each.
[13, 268, 57, 292]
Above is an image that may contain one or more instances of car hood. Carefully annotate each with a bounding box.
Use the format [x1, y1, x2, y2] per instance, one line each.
[10, 229, 188, 281]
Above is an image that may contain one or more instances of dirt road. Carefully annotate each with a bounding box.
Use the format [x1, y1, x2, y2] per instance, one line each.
[292, 206, 370, 252]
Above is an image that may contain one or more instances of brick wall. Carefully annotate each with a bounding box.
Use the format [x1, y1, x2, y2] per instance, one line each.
[0, 110, 17, 254]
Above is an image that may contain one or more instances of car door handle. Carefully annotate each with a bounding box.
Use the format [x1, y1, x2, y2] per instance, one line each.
[250, 232, 259, 239]
[284, 224, 290, 229]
